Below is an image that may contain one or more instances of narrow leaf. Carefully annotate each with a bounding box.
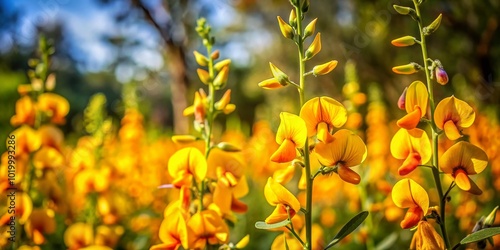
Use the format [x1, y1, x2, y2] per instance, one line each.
[324, 211, 369, 249]
[255, 219, 290, 230]
[460, 227, 500, 245]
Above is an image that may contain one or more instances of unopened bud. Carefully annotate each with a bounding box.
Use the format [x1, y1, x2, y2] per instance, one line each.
[17, 84, 33, 95]
[214, 89, 231, 110]
[435, 67, 448, 85]
[304, 18, 318, 38]
[269, 62, 290, 86]
[398, 87, 408, 110]
[197, 68, 211, 85]
[289, 9, 297, 28]
[304, 33, 321, 61]
[484, 206, 499, 227]
[392, 62, 421, 75]
[45, 73, 56, 91]
[214, 59, 231, 71]
[277, 16, 294, 40]
[213, 65, 229, 89]
[391, 36, 416, 47]
[31, 78, 43, 91]
[211, 50, 220, 60]
[216, 142, 241, 152]
[258, 78, 285, 90]
[423, 14, 442, 36]
[393, 5, 411, 15]
[301, 0, 310, 13]
[193, 51, 208, 66]
[312, 60, 338, 76]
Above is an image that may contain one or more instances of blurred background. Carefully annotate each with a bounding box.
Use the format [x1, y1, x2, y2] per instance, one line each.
[1, 0, 500, 249]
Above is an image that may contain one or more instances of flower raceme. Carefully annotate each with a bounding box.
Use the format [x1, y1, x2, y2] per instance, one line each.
[392, 178, 429, 229]
[390, 128, 431, 176]
[440, 141, 488, 195]
[434, 96, 475, 140]
[299, 96, 347, 143]
[270, 112, 307, 163]
[264, 177, 301, 224]
[315, 129, 367, 184]
[397, 81, 428, 130]
[167, 147, 207, 188]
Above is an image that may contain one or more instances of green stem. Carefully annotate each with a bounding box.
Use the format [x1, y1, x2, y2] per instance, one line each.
[412, 1, 450, 248]
[295, 3, 312, 249]
[286, 225, 306, 247]
[358, 183, 375, 250]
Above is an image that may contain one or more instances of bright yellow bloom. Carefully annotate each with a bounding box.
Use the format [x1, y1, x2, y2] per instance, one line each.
[37, 93, 70, 125]
[39, 125, 64, 151]
[168, 147, 207, 188]
[33, 146, 65, 169]
[397, 81, 428, 130]
[64, 223, 93, 250]
[315, 129, 367, 184]
[392, 178, 429, 229]
[304, 33, 321, 60]
[440, 141, 488, 195]
[188, 210, 229, 249]
[277, 16, 294, 39]
[410, 221, 445, 250]
[150, 208, 191, 250]
[10, 95, 36, 126]
[0, 192, 32, 225]
[264, 177, 301, 224]
[183, 89, 207, 124]
[300, 96, 347, 143]
[434, 96, 475, 140]
[74, 168, 110, 194]
[271, 112, 307, 163]
[390, 128, 431, 176]
[11, 125, 41, 155]
[312, 60, 338, 76]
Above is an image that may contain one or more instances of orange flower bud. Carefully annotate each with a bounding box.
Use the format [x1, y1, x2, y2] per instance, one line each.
[210, 50, 220, 60]
[277, 16, 294, 40]
[391, 36, 416, 47]
[435, 67, 448, 85]
[258, 78, 284, 90]
[197, 68, 210, 85]
[45, 73, 56, 91]
[214, 89, 231, 110]
[304, 33, 321, 60]
[312, 60, 338, 76]
[392, 63, 421, 75]
[214, 59, 231, 71]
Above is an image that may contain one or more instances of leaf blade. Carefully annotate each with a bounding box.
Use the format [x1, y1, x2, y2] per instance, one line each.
[324, 211, 369, 249]
[460, 227, 500, 245]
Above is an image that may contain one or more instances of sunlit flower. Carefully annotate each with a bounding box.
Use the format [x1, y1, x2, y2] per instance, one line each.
[271, 112, 307, 163]
[94, 225, 124, 249]
[434, 96, 475, 140]
[300, 96, 347, 143]
[33, 146, 65, 169]
[392, 178, 429, 229]
[37, 93, 70, 124]
[0, 192, 32, 225]
[24, 209, 56, 245]
[188, 210, 229, 249]
[258, 78, 285, 90]
[74, 168, 111, 194]
[11, 125, 41, 155]
[390, 128, 431, 176]
[38, 125, 64, 151]
[264, 177, 301, 224]
[183, 89, 208, 124]
[315, 129, 367, 184]
[440, 141, 488, 195]
[397, 81, 428, 130]
[410, 221, 445, 250]
[150, 208, 191, 250]
[64, 223, 93, 250]
[10, 95, 36, 126]
[168, 147, 207, 188]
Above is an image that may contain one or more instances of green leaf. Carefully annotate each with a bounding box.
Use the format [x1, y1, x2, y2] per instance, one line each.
[324, 211, 369, 249]
[460, 227, 500, 245]
[255, 219, 291, 230]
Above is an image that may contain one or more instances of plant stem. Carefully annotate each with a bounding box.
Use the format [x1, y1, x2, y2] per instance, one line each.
[295, 3, 312, 249]
[412, 0, 450, 248]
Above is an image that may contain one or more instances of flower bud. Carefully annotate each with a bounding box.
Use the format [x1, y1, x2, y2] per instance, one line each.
[258, 78, 285, 90]
[269, 62, 290, 86]
[312, 60, 338, 76]
[193, 51, 208, 66]
[214, 89, 231, 110]
[194, 91, 205, 123]
[17, 84, 33, 95]
[393, 5, 411, 15]
[392, 62, 421, 75]
[210, 50, 220, 60]
[435, 67, 448, 85]
[423, 14, 442, 36]
[214, 59, 231, 71]
[172, 135, 198, 143]
[197, 68, 211, 85]
[213, 65, 229, 89]
[277, 16, 294, 40]
[216, 142, 241, 152]
[304, 18, 318, 38]
[391, 36, 416, 47]
[289, 9, 297, 28]
[31, 78, 43, 91]
[301, 0, 310, 13]
[484, 206, 499, 227]
[304, 33, 321, 61]
[398, 87, 408, 110]
[235, 235, 250, 249]
[45, 73, 56, 91]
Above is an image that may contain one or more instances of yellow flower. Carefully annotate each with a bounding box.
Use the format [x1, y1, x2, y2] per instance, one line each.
[434, 96, 475, 140]
[264, 177, 301, 224]
[392, 178, 429, 229]
[38, 125, 64, 151]
[10, 95, 36, 126]
[214, 89, 235, 114]
[410, 221, 445, 250]
[271, 112, 307, 163]
[397, 81, 428, 130]
[37, 93, 70, 125]
[24, 209, 56, 245]
[11, 125, 41, 155]
[277, 16, 294, 39]
[258, 78, 285, 90]
[33, 146, 65, 169]
[74, 168, 111, 194]
[304, 33, 321, 60]
[300, 96, 347, 143]
[440, 141, 488, 195]
[150, 208, 191, 250]
[168, 147, 207, 188]
[183, 89, 208, 124]
[64, 223, 93, 250]
[312, 60, 338, 76]
[188, 210, 229, 249]
[390, 128, 431, 176]
[315, 129, 367, 184]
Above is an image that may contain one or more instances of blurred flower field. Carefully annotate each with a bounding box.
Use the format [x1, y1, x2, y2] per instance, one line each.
[1, 0, 500, 250]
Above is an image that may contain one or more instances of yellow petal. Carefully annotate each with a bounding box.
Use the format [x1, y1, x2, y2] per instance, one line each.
[454, 169, 471, 191]
[400, 206, 423, 229]
[264, 177, 300, 213]
[300, 96, 347, 138]
[392, 178, 429, 215]
[390, 128, 431, 167]
[168, 147, 207, 186]
[397, 107, 421, 129]
[338, 166, 361, 184]
[258, 78, 284, 90]
[315, 129, 367, 167]
[265, 204, 291, 224]
[440, 141, 488, 175]
[317, 122, 334, 143]
[270, 139, 297, 163]
[304, 33, 321, 60]
[434, 96, 475, 130]
[443, 120, 461, 140]
[276, 112, 307, 148]
[410, 221, 446, 250]
[37, 93, 70, 124]
[405, 81, 428, 117]
[398, 152, 421, 176]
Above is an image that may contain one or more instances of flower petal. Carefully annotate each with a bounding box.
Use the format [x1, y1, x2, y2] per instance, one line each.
[338, 166, 361, 184]
[276, 112, 307, 148]
[264, 177, 300, 213]
[392, 178, 429, 215]
[434, 96, 475, 129]
[270, 139, 297, 163]
[398, 152, 421, 176]
[315, 129, 367, 167]
[405, 81, 428, 117]
[397, 107, 422, 130]
[443, 120, 461, 140]
[400, 206, 423, 229]
[440, 141, 488, 175]
[300, 97, 347, 137]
